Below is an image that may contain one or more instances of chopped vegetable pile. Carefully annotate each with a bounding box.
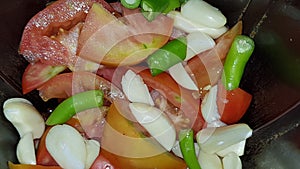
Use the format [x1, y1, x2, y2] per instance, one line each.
[3, 0, 255, 169]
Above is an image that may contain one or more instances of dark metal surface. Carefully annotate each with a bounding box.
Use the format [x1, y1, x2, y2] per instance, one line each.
[0, 0, 299, 169]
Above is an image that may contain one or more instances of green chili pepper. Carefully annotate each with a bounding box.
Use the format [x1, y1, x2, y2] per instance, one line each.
[147, 36, 187, 76]
[46, 90, 104, 125]
[222, 35, 255, 90]
[179, 129, 201, 169]
[121, 0, 141, 9]
[140, 0, 169, 21]
[163, 0, 180, 14]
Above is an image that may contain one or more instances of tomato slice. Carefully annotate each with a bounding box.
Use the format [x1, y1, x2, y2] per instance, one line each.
[37, 72, 124, 102]
[185, 21, 242, 91]
[22, 62, 66, 94]
[217, 81, 252, 124]
[19, 0, 115, 66]
[90, 154, 115, 169]
[101, 102, 187, 169]
[78, 3, 173, 66]
[8, 161, 61, 169]
[132, 67, 205, 132]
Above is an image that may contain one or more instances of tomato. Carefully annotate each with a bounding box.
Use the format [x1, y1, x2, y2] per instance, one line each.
[78, 3, 173, 66]
[217, 81, 252, 124]
[132, 67, 205, 132]
[22, 62, 66, 94]
[101, 101, 187, 169]
[185, 21, 243, 91]
[90, 154, 115, 169]
[19, 0, 115, 66]
[8, 161, 61, 169]
[37, 71, 123, 102]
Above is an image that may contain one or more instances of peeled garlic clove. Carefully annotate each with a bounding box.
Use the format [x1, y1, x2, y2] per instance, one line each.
[206, 120, 227, 128]
[129, 103, 176, 151]
[181, 0, 226, 28]
[172, 140, 200, 158]
[201, 85, 220, 123]
[167, 11, 228, 39]
[168, 63, 198, 91]
[222, 152, 242, 169]
[196, 123, 252, 154]
[85, 139, 100, 169]
[198, 150, 222, 169]
[216, 140, 246, 157]
[16, 132, 36, 165]
[3, 98, 45, 139]
[121, 70, 154, 106]
[186, 31, 215, 61]
[46, 124, 86, 169]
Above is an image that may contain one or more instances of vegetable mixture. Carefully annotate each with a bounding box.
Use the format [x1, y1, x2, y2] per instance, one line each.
[3, 0, 255, 169]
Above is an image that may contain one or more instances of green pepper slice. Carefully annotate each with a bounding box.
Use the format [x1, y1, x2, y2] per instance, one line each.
[179, 129, 202, 169]
[222, 35, 255, 90]
[147, 36, 187, 76]
[140, 0, 169, 21]
[46, 90, 104, 125]
[121, 0, 141, 9]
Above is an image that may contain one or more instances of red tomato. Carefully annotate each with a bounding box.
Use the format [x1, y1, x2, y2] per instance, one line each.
[90, 154, 116, 169]
[133, 67, 205, 132]
[22, 62, 66, 94]
[19, 0, 115, 66]
[217, 81, 252, 124]
[8, 162, 61, 169]
[78, 3, 173, 66]
[185, 21, 243, 91]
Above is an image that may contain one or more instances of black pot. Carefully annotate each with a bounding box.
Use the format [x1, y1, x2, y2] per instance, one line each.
[0, 0, 299, 168]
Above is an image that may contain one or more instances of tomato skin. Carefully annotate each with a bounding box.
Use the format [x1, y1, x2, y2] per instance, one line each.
[8, 161, 61, 169]
[217, 81, 252, 124]
[22, 62, 66, 94]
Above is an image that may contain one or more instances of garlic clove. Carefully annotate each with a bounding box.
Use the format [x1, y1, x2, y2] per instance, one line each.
[222, 152, 242, 169]
[16, 132, 36, 165]
[185, 31, 215, 61]
[168, 63, 198, 91]
[121, 70, 154, 106]
[196, 123, 252, 154]
[46, 124, 86, 169]
[167, 11, 228, 39]
[201, 85, 221, 123]
[3, 98, 45, 139]
[206, 120, 227, 128]
[198, 150, 222, 169]
[181, 0, 227, 28]
[129, 103, 176, 151]
[217, 140, 246, 157]
[85, 139, 100, 169]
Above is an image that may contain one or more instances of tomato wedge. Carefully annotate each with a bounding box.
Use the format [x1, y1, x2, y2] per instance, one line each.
[78, 3, 173, 66]
[22, 62, 66, 94]
[8, 162, 61, 169]
[132, 67, 204, 132]
[185, 21, 242, 91]
[37, 72, 124, 102]
[217, 81, 252, 124]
